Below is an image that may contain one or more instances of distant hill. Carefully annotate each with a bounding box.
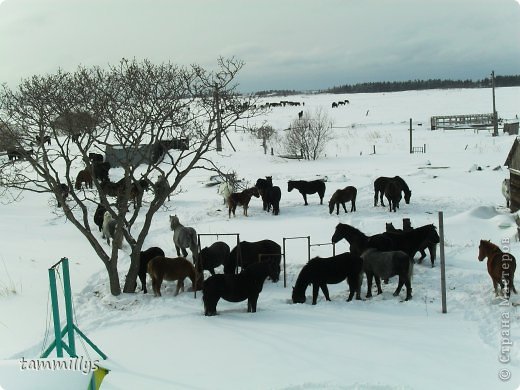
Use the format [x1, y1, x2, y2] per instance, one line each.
[254, 75, 520, 96]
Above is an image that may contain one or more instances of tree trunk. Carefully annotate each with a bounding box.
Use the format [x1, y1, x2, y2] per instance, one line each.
[123, 249, 141, 293]
[106, 258, 121, 296]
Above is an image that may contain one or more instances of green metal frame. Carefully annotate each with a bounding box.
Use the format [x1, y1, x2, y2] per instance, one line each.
[40, 258, 107, 360]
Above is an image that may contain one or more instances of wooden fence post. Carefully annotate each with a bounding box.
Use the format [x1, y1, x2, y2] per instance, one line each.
[439, 211, 447, 313]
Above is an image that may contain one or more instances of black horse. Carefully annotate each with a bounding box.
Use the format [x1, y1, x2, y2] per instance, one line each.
[331, 223, 393, 256]
[197, 241, 230, 275]
[136, 246, 165, 293]
[360, 248, 413, 301]
[292, 252, 363, 304]
[93, 203, 107, 232]
[224, 240, 282, 281]
[261, 186, 281, 215]
[328, 186, 357, 214]
[373, 176, 411, 207]
[384, 180, 402, 212]
[287, 180, 326, 205]
[255, 176, 273, 211]
[378, 224, 440, 267]
[203, 260, 280, 316]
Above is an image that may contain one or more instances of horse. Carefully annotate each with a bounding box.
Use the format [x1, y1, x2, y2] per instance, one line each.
[331, 223, 393, 256]
[75, 169, 93, 190]
[92, 161, 110, 183]
[36, 135, 51, 145]
[377, 224, 440, 267]
[56, 182, 70, 208]
[288, 179, 326, 205]
[197, 241, 230, 276]
[217, 182, 233, 205]
[502, 178, 511, 208]
[384, 180, 402, 212]
[136, 246, 165, 293]
[93, 203, 107, 232]
[102, 211, 121, 249]
[227, 187, 260, 217]
[147, 256, 198, 297]
[225, 239, 282, 282]
[255, 176, 273, 211]
[115, 178, 148, 209]
[360, 248, 413, 301]
[292, 252, 363, 304]
[155, 174, 170, 201]
[259, 186, 281, 215]
[203, 260, 280, 316]
[169, 215, 198, 263]
[385, 222, 435, 266]
[328, 186, 357, 215]
[298, 110, 303, 119]
[374, 176, 411, 207]
[478, 240, 517, 298]
[88, 152, 103, 163]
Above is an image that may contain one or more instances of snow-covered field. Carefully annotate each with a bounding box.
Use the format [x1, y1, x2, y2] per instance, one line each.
[1, 87, 520, 390]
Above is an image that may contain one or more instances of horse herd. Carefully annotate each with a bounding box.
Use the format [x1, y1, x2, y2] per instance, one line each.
[224, 175, 411, 218]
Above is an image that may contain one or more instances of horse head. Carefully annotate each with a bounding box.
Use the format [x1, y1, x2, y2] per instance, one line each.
[291, 286, 306, 304]
[328, 197, 335, 214]
[169, 214, 180, 230]
[477, 239, 491, 261]
[404, 190, 412, 204]
[287, 181, 294, 192]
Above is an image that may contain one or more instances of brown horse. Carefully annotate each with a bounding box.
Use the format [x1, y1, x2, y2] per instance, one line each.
[74, 169, 93, 190]
[478, 240, 517, 299]
[147, 256, 199, 297]
[328, 186, 357, 214]
[227, 187, 260, 217]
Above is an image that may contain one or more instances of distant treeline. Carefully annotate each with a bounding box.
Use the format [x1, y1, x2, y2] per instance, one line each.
[254, 75, 520, 96]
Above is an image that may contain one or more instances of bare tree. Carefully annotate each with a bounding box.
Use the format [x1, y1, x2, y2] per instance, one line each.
[0, 57, 260, 295]
[283, 107, 333, 160]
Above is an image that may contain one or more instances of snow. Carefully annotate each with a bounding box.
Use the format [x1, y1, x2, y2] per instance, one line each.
[1, 87, 520, 390]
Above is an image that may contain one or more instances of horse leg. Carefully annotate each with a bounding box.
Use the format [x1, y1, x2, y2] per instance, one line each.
[138, 272, 147, 294]
[351, 199, 356, 212]
[366, 273, 373, 298]
[374, 191, 378, 207]
[380, 192, 385, 207]
[341, 202, 348, 214]
[320, 283, 331, 301]
[248, 294, 259, 312]
[393, 276, 405, 297]
[303, 193, 308, 206]
[181, 247, 188, 257]
[175, 279, 185, 296]
[374, 276, 383, 295]
[404, 278, 412, 301]
[346, 276, 356, 301]
[336, 203, 340, 215]
[312, 283, 320, 305]
[175, 245, 181, 257]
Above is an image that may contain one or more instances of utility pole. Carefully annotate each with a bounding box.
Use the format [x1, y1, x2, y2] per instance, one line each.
[409, 118, 413, 153]
[491, 71, 498, 137]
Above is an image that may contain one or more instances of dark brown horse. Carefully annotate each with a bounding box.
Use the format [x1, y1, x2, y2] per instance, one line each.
[328, 186, 357, 214]
[384, 181, 402, 212]
[478, 240, 517, 299]
[75, 169, 93, 190]
[227, 187, 260, 217]
[374, 176, 411, 207]
[147, 256, 198, 297]
[288, 179, 326, 205]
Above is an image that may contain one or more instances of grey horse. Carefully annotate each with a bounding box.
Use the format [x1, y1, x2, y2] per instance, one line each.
[169, 215, 198, 263]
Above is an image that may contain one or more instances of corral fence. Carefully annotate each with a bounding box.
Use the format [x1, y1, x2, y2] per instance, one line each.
[430, 113, 494, 130]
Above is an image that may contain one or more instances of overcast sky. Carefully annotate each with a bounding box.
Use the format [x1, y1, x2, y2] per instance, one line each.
[0, 0, 519, 92]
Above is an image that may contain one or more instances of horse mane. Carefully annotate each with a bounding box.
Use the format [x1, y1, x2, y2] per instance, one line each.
[336, 223, 368, 240]
[394, 176, 411, 194]
[479, 239, 501, 254]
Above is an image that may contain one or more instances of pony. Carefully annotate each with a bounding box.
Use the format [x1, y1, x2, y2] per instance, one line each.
[255, 176, 273, 211]
[478, 240, 517, 298]
[136, 246, 165, 293]
[385, 222, 436, 266]
[360, 248, 413, 301]
[502, 178, 511, 208]
[203, 260, 280, 316]
[88, 152, 103, 163]
[102, 211, 121, 249]
[92, 161, 111, 183]
[75, 169, 93, 190]
[384, 180, 402, 212]
[260, 186, 281, 215]
[93, 203, 106, 232]
[115, 178, 148, 209]
[288, 179, 326, 205]
[225, 239, 282, 282]
[155, 174, 170, 201]
[147, 256, 198, 297]
[374, 176, 411, 207]
[55, 182, 70, 208]
[331, 223, 393, 256]
[227, 187, 260, 217]
[169, 215, 198, 263]
[328, 186, 357, 215]
[36, 135, 51, 145]
[292, 252, 363, 304]
[217, 181, 233, 205]
[197, 241, 230, 276]
[378, 224, 440, 267]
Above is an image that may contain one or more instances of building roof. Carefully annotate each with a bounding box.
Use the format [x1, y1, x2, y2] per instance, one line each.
[504, 137, 520, 167]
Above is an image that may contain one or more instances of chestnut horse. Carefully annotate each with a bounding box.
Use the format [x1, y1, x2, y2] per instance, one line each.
[478, 240, 517, 299]
[75, 169, 93, 190]
[227, 187, 260, 217]
[328, 186, 357, 214]
[147, 256, 198, 297]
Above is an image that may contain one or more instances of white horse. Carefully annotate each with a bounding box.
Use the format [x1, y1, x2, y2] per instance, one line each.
[169, 215, 198, 263]
[502, 178, 511, 208]
[102, 211, 121, 249]
[218, 182, 233, 205]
